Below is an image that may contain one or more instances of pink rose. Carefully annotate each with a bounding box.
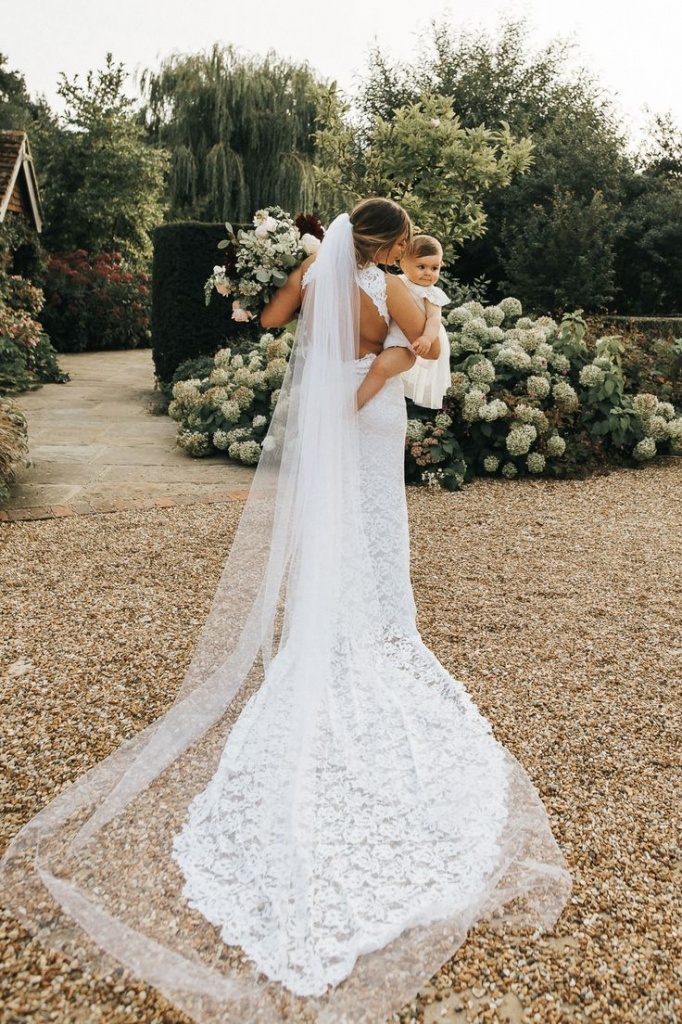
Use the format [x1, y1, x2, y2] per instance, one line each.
[231, 301, 253, 322]
[215, 281, 230, 296]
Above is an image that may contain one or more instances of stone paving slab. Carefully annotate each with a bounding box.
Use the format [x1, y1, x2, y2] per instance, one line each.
[5, 349, 255, 512]
[0, 490, 251, 522]
[30, 444, 110, 464]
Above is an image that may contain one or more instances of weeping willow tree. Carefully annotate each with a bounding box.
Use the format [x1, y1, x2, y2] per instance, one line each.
[141, 46, 335, 222]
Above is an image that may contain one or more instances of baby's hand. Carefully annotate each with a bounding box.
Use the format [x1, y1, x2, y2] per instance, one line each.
[412, 335, 432, 357]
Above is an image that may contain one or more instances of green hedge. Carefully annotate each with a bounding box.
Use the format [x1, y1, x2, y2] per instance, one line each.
[589, 316, 682, 341]
[152, 222, 260, 383]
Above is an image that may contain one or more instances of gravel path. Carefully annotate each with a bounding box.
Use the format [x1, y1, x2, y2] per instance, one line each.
[1, 462, 681, 1024]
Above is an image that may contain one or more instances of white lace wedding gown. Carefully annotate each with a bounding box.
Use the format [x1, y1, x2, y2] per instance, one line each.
[1, 235, 570, 1024]
[172, 266, 571, 999]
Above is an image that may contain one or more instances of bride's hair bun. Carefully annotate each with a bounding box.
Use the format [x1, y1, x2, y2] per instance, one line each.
[349, 197, 412, 266]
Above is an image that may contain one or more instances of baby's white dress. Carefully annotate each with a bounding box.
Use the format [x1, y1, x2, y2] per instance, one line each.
[384, 274, 452, 409]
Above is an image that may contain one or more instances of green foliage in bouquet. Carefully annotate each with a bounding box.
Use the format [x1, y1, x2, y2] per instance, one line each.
[206, 207, 322, 320]
[168, 333, 293, 461]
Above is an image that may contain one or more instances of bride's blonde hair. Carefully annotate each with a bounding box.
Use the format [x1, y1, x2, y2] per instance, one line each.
[350, 197, 412, 267]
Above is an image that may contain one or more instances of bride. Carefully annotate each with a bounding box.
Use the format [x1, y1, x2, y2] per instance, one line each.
[0, 199, 571, 1023]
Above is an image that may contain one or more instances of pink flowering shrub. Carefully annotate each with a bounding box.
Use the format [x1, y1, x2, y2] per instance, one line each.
[40, 251, 151, 352]
[0, 276, 67, 394]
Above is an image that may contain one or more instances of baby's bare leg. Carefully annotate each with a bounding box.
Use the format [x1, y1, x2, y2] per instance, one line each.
[356, 348, 415, 410]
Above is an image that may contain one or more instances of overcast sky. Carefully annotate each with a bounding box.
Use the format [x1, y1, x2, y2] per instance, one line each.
[4, 0, 681, 142]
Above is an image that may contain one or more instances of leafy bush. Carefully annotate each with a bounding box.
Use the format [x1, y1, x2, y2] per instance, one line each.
[39, 56, 169, 263]
[588, 316, 682, 409]
[0, 276, 67, 394]
[316, 93, 533, 263]
[39, 251, 151, 352]
[169, 304, 682, 484]
[0, 397, 28, 504]
[589, 315, 682, 342]
[168, 333, 293, 460]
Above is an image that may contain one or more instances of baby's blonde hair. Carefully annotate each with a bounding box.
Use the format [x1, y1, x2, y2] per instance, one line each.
[403, 235, 443, 260]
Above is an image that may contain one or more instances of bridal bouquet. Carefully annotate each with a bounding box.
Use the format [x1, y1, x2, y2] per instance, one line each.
[205, 207, 324, 320]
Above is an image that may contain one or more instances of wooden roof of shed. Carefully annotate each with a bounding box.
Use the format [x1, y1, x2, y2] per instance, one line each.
[0, 130, 43, 232]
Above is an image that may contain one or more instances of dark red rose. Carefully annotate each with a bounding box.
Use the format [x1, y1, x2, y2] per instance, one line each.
[295, 214, 325, 241]
[223, 242, 238, 277]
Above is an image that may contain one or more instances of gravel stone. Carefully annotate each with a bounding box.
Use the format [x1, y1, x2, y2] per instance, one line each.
[1, 460, 681, 1023]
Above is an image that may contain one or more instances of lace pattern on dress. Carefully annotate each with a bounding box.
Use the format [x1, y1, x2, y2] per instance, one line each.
[304, 262, 389, 324]
[171, 365, 571, 1001]
[172, 369, 508, 997]
[357, 265, 389, 323]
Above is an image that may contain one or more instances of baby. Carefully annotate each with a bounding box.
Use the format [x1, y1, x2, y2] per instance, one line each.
[356, 236, 451, 411]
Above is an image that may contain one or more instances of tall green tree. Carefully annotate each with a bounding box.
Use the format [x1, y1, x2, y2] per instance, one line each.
[501, 188, 616, 311]
[358, 19, 630, 311]
[39, 55, 168, 263]
[612, 115, 682, 314]
[141, 46, 333, 223]
[316, 93, 533, 262]
[0, 54, 45, 131]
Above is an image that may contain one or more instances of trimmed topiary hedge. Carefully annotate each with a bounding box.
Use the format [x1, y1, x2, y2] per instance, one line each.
[589, 316, 682, 342]
[152, 222, 259, 384]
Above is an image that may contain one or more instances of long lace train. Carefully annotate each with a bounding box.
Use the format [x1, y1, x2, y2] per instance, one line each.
[171, 364, 571, 1000]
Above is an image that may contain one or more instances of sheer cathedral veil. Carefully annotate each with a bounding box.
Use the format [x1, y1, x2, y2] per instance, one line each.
[1, 211, 571, 1023]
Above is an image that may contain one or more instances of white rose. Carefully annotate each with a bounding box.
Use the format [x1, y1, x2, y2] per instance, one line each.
[300, 232, 322, 255]
[255, 216, 278, 238]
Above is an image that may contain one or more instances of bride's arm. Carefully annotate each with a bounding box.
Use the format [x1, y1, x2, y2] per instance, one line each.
[260, 255, 316, 328]
[385, 275, 440, 359]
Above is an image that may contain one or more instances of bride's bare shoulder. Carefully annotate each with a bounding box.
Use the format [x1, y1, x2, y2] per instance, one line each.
[300, 254, 317, 281]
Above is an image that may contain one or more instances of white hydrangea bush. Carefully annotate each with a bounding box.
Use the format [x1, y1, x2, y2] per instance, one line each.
[630, 392, 682, 458]
[170, 305, 682, 486]
[408, 298, 682, 487]
[436, 298, 578, 481]
[169, 332, 295, 462]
